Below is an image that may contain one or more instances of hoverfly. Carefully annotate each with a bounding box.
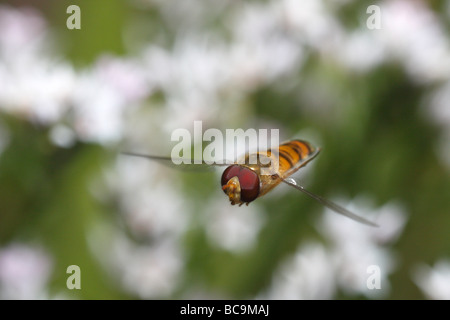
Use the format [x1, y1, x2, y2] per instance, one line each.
[122, 139, 377, 227]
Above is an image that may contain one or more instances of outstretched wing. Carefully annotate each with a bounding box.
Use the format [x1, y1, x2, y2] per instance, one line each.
[281, 177, 378, 227]
[120, 151, 232, 172]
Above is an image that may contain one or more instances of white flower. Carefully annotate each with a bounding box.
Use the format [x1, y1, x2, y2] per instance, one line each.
[112, 154, 189, 240]
[71, 56, 151, 145]
[262, 197, 407, 300]
[88, 220, 184, 299]
[413, 259, 450, 299]
[0, 6, 76, 125]
[115, 237, 183, 298]
[0, 243, 53, 299]
[262, 242, 335, 299]
[334, 29, 386, 72]
[317, 197, 407, 298]
[204, 195, 265, 253]
[142, 41, 229, 131]
[380, 0, 450, 82]
[280, 0, 343, 49]
[0, 5, 46, 59]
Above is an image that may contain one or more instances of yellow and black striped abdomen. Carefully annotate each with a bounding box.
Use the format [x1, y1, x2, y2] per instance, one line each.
[274, 140, 318, 178]
[239, 139, 319, 199]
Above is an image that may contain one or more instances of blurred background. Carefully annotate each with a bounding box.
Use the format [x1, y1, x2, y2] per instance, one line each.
[0, 0, 449, 300]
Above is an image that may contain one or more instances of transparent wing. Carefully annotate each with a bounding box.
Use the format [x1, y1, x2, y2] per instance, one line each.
[120, 151, 232, 172]
[281, 177, 378, 227]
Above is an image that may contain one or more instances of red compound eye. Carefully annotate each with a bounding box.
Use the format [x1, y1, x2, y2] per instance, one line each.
[221, 165, 241, 187]
[221, 165, 260, 203]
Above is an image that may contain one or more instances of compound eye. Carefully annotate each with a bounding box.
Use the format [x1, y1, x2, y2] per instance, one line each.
[237, 167, 260, 203]
[221, 165, 241, 187]
[221, 165, 260, 203]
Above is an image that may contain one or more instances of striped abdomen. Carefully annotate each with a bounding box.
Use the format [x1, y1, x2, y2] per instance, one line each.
[273, 140, 318, 178]
[244, 139, 320, 199]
